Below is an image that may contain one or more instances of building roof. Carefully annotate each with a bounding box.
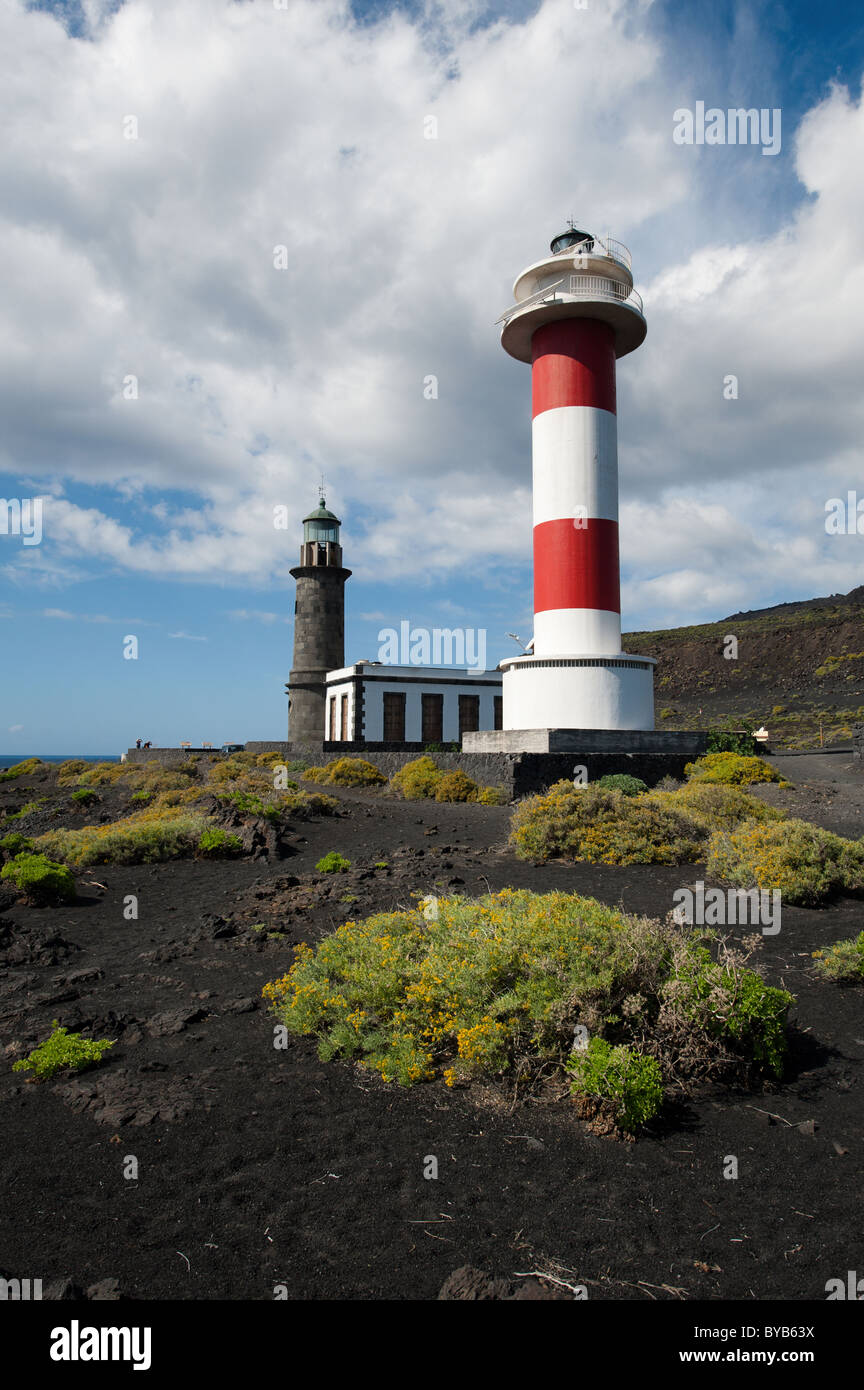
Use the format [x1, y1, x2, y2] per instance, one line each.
[302, 498, 340, 524]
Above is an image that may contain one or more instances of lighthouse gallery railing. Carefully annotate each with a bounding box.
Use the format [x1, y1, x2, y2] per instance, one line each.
[496, 275, 644, 326]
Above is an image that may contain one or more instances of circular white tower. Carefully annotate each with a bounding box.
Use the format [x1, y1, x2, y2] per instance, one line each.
[498, 226, 655, 732]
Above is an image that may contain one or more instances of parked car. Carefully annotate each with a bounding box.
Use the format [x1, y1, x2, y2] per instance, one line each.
[220, 743, 245, 754]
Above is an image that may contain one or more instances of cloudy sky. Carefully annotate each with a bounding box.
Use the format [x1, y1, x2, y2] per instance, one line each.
[1, 0, 862, 751]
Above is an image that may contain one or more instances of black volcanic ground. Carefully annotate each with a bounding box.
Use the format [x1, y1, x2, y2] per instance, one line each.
[1, 757, 863, 1301]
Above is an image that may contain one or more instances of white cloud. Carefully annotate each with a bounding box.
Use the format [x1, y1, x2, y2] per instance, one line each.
[0, 0, 860, 622]
[168, 631, 207, 641]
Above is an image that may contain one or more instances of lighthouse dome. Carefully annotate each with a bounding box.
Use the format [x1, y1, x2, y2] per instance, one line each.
[550, 226, 593, 255]
[303, 498, 341, 544]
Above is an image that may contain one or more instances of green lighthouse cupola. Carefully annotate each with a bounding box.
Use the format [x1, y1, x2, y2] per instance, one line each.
[300, 497, 343, 567]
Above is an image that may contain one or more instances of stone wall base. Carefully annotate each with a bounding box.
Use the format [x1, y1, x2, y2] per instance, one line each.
[125, 743, 698, 793]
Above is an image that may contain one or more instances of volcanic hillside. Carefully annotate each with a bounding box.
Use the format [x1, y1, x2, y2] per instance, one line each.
[624, 585, 864, 749]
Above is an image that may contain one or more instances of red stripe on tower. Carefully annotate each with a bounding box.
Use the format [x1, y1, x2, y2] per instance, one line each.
[533, 517, 620, 614]
[531, 319, 617, 417]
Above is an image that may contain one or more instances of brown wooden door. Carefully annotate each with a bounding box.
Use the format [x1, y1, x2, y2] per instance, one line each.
[421, 693, 443, 744]
[340, 693, 349, 740]
[328, 698, 337, 741]
[383, 692, 406, 742]
[458, 695, 479, 736]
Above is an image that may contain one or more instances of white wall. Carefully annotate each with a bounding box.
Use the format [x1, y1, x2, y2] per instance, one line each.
[324, 665, 502, 741]
[501, 656, 655, 731]
[324, 680, 356, 740]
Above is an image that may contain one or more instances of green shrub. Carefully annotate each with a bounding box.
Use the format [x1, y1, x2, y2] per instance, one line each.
[254, 750, 287, 767]
[434, 770, 478, 802]
[131, 790, 153, 802]
[0, 758, 43, 782]
[511, 782, 705, 865]
[813, 932, 864, 982]
[1, 853, 76, 905]
[56, 758, 90, 781]
[71, 761, 127, 787]
[316, 851, 351, 873]
[649, 782, 787, 834]
[664, 938, 792, 1075]
[707, 818, 864, 906]
[0, 832, 34, 857]
[197, 827, 243, 856]
[390, 756, 444, 800]
[219, 790, 288, 821]
[706, 728, 757, 755]
[474, 785, 509, 805]
[567, 1038, 663, 1130]
[302, 767, 330, 783]
[594, 774, 648, 796]
[218, 788, 337, 821]
[205, 754, 257, 785]
[321, 757, 386, 787]
[12, 1023, 115, 1081]
[35, 810, 212, 867]
[262, 889, 792, 1106]
[685, 753, 787, 786]
[5, 800, 45, 821]
[71, 788, 100, 807]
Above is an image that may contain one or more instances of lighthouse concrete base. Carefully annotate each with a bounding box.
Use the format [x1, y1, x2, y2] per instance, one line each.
[497, 652, 656, 733]
[461, 728, 708, 756]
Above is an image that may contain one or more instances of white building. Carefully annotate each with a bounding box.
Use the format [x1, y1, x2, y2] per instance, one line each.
[324, 661, 503, 744]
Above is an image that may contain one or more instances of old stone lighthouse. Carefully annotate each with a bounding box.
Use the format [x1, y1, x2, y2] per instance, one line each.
[286, 496, 351, 741]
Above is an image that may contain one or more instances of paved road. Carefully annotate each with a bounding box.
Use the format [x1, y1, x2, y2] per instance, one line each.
[766, 751, 863, 788]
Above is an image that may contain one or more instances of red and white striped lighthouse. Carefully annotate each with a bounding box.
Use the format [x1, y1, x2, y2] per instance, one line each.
[498, 226, 655, 731]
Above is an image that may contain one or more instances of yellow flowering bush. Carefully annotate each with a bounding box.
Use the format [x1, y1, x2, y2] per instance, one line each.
[684, 753, 789, 787]
[707, 818, 864, 906]
[648, 782, 787, 834]
[255, 750, 288, 767]
[511, 782, 706, 864]
[813, 932, 864, 982]
[317, 758, 386, 787]
[262, 888, 791, 1103]
[389, 757, 444, 799]
[301, 767, 330, 783]
[389, 757, 505, 804]
[434, 770, 478, 802]
[34, 807, 212, 867]
[474, 785, 509, 805]
[0, 757, 43, 783]
[67, 760, 192, 794]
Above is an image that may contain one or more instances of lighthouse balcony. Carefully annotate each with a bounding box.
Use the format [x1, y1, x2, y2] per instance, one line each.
[555, 234, 632, 272]
[499, 272, 646, 362]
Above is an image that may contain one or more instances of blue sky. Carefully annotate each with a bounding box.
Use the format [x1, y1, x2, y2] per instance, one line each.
[2, 0, 863, 752]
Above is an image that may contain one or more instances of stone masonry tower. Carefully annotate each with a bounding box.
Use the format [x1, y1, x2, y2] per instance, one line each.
[286, 496, 351, 742]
